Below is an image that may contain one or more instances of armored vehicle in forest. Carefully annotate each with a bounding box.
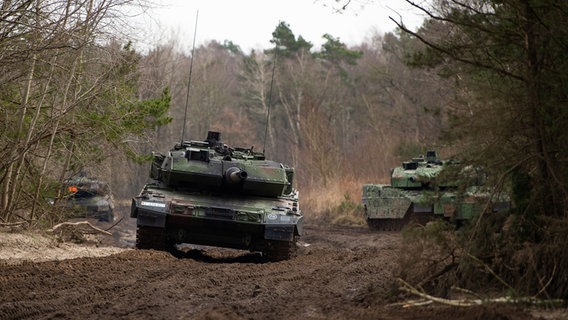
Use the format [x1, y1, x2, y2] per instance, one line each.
[55, 177, 114, 222]
[362, 151, 509, 230]
[130, 131, 302, 261]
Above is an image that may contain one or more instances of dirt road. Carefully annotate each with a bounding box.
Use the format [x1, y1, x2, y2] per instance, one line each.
[0, 212, 562, 319]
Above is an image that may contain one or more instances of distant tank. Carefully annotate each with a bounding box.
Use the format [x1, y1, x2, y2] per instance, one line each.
[130, 131, 302, 261]
[53, 176, 114, 222]
[362, 151, 509, 230]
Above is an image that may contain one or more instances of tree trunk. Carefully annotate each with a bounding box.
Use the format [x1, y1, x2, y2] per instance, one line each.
[3, 54, 36, 221]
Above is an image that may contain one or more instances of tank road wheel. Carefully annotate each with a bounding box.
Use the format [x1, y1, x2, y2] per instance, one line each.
[136, 226, 167, 251]
[408, 212, 436, 228]
[367, 218, 406, 231]
[263, 239, 297, 262]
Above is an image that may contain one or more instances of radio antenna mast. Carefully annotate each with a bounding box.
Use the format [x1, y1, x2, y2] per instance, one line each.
[262, 47, 278, 155]
[181, 11, 199, 143]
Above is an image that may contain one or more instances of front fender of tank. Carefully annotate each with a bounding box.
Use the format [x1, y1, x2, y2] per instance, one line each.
[132, 198, 168, 228]
[362, 184, 413, 219]
[264, 214, 303, 241]
[264, 224, 296, 241]
[130, 199, 138, 218]
[296, 215, 304, 236]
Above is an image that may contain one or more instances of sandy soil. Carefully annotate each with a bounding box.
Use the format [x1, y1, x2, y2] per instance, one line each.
[0, 208, 566, 320]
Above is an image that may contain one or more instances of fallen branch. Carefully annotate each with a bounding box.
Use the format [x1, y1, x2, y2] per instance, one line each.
[451, 286, 482, 299]
[0, 221, 29, 227]
[104, 216, 123, 232]
[49, 221, 112, 236]
[398, 278, 480, 307]
[390, 299, 433, 308]
[397, 278, 565, 308]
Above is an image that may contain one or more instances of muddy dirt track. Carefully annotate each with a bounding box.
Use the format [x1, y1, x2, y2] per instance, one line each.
[0, 214, 564, 320]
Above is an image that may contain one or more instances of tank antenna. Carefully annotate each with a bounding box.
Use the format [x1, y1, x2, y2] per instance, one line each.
[181, 10, 199, 143]
[262, 45, 278, 155]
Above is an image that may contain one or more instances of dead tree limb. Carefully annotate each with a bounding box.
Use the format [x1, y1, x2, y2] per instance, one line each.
[397, 278, 565, 307]
[0, 221, 29, 227]
[48, 221, 112, 236]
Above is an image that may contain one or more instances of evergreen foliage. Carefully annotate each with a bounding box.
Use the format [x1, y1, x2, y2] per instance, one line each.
[394, 0, 568, 298]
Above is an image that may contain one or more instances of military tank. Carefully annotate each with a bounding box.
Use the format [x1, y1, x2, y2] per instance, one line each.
[130, 131, 302, 261]
[362, 151, 509, 230]
[53, 176, 114, 222]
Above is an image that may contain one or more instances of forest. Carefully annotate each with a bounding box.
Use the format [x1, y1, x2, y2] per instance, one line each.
[1, 0, 567, 300]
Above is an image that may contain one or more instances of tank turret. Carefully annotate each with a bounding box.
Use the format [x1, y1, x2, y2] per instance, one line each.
[149, 131, 291, 197]
[390, 151, 450, 189]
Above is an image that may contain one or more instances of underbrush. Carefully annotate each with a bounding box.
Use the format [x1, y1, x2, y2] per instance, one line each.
[395, 212, 568, 301]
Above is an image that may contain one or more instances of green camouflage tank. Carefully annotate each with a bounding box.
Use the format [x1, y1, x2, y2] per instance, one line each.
[362, 151, 509, 230]
[54, 177, 114, 222]
[130, 131, 302, 261]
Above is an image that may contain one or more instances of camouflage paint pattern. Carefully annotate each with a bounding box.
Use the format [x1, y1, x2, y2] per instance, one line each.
[131, 131, 302, 261]
[363, 151, 509, 230]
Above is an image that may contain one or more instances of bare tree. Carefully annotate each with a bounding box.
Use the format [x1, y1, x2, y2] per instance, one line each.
[0, 0, 171, 224]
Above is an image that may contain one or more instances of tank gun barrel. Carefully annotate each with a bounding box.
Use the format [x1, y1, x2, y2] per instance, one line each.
[408, 174, 436, 184]
[408, 175, 431, 184]
[225, 167, 248, 184]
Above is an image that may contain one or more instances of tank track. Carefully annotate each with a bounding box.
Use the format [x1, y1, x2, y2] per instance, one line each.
[136, 226, 168, 251]
[263, 239, 297, 262]
[366, 208, 436, 231]
[366, 218, 408, 231]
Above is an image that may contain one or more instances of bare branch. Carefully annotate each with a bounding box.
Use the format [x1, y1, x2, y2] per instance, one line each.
[49, 221, 112, 236]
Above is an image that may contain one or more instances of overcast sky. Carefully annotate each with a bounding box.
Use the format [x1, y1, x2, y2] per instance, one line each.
[131, 0, 426, 53]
